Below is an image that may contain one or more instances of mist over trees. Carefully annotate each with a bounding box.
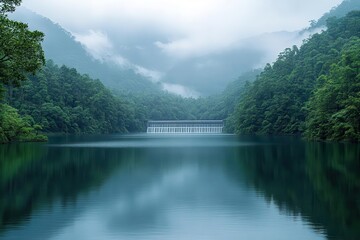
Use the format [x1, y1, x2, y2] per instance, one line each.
[10, 8, 162, 95]
[309, 0, 360, 29]
[232, 11, 360, 141]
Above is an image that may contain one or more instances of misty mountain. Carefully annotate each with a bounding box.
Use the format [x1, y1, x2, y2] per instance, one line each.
[193, 70, 261, 122]
[162, 31, 307, 96]
[309, 0, 360, 29]
[10, 1, 360, 97]
[189, 0, 360, 95]
[8, 8, 307, 96]
[10, 7, 160, 95]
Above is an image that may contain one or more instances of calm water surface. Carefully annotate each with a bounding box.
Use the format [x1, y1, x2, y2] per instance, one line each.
[0, 134, 359, 240]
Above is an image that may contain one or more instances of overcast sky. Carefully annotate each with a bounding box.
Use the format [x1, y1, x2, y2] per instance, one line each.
[20, 0, 343, 97]
[22, 0, 342, 59]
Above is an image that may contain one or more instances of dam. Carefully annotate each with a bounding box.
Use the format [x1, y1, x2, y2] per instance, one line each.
[147, 120, 224, 134]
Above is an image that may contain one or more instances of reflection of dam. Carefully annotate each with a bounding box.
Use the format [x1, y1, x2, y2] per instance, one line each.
[147, 120, 224, 134]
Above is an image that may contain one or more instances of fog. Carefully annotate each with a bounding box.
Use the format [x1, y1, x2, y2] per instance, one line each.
[21, 0, 343, 96]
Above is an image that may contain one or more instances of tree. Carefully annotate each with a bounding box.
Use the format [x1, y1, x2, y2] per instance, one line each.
[0, 103, 47, 143]
[0, 0, 44, 100]
[0, 0, 21, 15]
[0, 0, 46, 143]
[305, 38, 360, 141]
[233, 11, 360, 140]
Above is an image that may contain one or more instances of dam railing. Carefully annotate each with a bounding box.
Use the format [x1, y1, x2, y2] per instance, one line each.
[147, 120, 224, 134]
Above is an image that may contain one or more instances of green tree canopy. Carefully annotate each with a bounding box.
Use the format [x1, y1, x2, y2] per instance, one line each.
[0, 0, 21, 15]
[232, 11, 360, 141]
[305, 38, 360, 141]
[0, 0, 46, 143]
[0, 0, 44, 99]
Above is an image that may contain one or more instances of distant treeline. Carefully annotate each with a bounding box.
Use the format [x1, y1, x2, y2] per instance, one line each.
[3, 60, 219, 136]
[0, 56, 257, 141]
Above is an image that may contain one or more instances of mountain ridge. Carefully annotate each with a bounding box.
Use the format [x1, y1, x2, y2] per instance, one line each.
[10, 7, 161, 95]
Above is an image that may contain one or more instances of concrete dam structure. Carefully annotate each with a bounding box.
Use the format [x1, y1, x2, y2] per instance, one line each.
[147, 120, 224, 134]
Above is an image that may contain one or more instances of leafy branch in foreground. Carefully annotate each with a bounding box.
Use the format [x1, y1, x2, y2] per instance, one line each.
[0, 16, 44, 91]
[0, 0, 21, 15]
[0, 0, 46, 143]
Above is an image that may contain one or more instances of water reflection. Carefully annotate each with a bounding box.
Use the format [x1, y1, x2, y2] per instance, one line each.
[0, 141, 136, 234]
[0, 135, 359, 240]
[305, 142, 360, 239]
[228, 138, 360, 240]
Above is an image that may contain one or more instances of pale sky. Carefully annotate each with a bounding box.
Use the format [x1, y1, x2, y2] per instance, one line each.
[22, 0, 342, 59]
[20, 0, 343, 96]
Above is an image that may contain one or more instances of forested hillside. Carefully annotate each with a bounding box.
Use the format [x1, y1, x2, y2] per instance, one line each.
[10, 8, 161, 95]
[192, 70, 260, 132]
[2, 59, 205, 139]
[8, 61, 134, 134]
[310, 0, 360, 29]
[305, 38, 360, 141]
[232, 11, 360, 141]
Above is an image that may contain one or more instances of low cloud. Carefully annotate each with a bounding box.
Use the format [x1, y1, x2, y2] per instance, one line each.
[134, 66, 163, 83]
[162, 83, 200, 98]
[23, 0, 342, 60]
[249, 27, 326, 67]
[21, 0, 343, 95]
[73, 30, 113, 60]
[74, 30, 163, 83]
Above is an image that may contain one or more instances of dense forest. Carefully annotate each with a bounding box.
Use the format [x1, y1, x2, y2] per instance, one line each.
[9, 61, 132, 134]
[0, 0, 46, 143]
[232, 11, 360, 141]
[0, 58, 257, 142]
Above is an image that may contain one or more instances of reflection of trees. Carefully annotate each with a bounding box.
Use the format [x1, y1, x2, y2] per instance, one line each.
[0, 143, 45, 230]
[0, 143, 44, 186]
[306, 143, 360, 239]
[0, 144, 135, 232]
[229, 139, 360, 240]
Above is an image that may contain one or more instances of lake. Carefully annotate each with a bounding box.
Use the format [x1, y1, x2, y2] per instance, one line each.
[0, 134, 359, 240]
